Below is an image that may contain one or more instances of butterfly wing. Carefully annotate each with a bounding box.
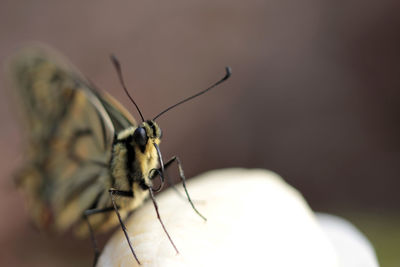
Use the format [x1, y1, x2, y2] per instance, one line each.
[8, 45, 136, 232]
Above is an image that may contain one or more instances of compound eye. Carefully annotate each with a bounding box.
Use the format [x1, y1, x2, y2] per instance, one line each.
[158, 127, 163, 139]
[133, 127, 148, 151]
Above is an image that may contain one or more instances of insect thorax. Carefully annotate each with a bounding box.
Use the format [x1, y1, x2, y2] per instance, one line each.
[110, 121, 162, 209]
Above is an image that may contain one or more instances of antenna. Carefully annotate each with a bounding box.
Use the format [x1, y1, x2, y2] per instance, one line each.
[153, 67, 232, 121]
[110, 54, 145, 122]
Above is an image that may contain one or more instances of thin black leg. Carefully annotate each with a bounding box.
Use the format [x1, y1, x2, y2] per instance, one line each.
[108, 187, 180, 257]
[83, 206, 114, 267]
[148, 187, 179, 254]
[152, 156, 207, 222]
[157, 160, 187, 200]
[109, 188, 141, 265]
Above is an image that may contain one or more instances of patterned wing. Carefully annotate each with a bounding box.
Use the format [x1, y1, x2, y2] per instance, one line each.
[8, 45, 136, 232]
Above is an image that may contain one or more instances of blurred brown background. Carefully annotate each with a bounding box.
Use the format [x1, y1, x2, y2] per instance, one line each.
[0, 0, 399, 266]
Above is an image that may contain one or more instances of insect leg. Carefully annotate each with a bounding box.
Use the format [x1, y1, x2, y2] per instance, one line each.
[147, 185, 179, 254]
[149, 160, 184, 198]
[108, 188, 141, 264]
[153, 156, 207, 222]
[83, 206, 114, 267]
[149, 157, 193, 198]
[108, 187, 182, 260]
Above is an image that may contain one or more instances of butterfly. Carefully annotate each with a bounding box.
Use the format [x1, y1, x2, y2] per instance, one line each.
[8, 44, 231, 265]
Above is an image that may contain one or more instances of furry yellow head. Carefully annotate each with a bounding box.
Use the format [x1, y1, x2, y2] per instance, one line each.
[113, 120, 162, 192]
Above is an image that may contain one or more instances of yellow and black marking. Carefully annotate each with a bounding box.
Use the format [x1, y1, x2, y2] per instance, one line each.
[9, 44, 231, 266]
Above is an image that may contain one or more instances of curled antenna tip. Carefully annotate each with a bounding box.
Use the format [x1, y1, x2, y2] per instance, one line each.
[153, 66, 232, 121]
[110, 54, 121, 70]
[224, 66, 232, 80]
